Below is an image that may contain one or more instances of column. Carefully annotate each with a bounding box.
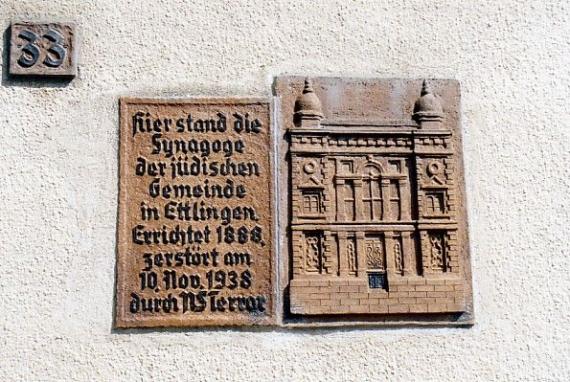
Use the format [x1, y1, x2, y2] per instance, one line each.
[292, 231, 304, 277]
[337, 231, 348, 277]
[402, 231, 414, 276]
[335, 178, 345, 221]
[384, 231, 396, 275]
[399, 178, 411, 221]
[321, 231, 333, 274]
[353, 179, 364, 221]
[322, 157, 335, 220]
[356, 232, 367, 278]
[419, 231, 431, 275]
[381, 178, 391, 221]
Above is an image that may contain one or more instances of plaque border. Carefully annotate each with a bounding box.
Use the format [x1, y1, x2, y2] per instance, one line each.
[115, 97, 276, 328]
[273, 77, 474, 328]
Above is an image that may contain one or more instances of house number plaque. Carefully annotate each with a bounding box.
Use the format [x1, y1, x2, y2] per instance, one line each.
[9, 22, 77, 77]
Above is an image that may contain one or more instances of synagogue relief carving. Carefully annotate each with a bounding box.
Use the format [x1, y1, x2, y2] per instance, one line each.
[282, 77, 471, 321]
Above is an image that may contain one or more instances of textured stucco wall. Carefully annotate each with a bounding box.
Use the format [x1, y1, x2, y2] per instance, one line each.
[0, 1, 568, 381]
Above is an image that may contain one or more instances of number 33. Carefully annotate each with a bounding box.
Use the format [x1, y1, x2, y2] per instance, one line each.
[17, 29, 66, 68]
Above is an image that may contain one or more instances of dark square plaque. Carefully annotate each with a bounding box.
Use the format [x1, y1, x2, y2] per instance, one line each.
[9, 22, 77, 77]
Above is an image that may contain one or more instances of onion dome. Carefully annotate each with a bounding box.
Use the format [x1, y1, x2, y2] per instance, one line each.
[413, 80, 443, 119]
[294, 78, 324, 121]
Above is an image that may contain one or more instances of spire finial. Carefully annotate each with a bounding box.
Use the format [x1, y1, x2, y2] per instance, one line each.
[413, 79, 443, 125]
[293, 77, 323, 126]
[421, 79, 431, 96]
[303, 77, 314, 94]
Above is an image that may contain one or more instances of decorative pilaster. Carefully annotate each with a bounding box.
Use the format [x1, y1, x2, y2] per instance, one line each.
[335, 178, 345, 221]
[356, 232, 366, 278]
[337, 231, 348, 277]
[402, 231, 414, 275]
[384, 231, 396, 275]
[292, 231, 304, 277]
[323, 230, 335, 274]
[353, 179, 363, 220]
[399, 178, 411, 220]
[381, 178, 391, 220]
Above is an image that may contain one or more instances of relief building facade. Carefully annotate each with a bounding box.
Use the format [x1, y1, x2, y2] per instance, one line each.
[287, 78, 468, 317]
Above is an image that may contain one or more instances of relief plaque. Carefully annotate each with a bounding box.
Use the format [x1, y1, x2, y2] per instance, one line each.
[116, 99, 274, 327]
[275, 77, 473, 325]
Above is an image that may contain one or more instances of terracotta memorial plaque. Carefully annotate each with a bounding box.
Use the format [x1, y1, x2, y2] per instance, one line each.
[274, 77, 473, 325]
[116, 98, 274, 328]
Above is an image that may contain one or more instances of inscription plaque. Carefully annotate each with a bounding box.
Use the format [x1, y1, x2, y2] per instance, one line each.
[116, 98, 274, 327]
[9, 22, 77, 77]
[275, 77, 473, 325]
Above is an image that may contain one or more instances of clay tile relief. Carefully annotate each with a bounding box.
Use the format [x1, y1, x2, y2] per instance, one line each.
[275, 77, 473, 324]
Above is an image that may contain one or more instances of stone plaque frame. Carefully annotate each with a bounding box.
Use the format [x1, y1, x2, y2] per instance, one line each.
[114, 79, 473, 329]
[274, 77, 474, 327]
[115, 98, 275, 328]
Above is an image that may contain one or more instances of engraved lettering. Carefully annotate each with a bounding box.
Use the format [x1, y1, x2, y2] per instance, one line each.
[117, 100, 273, 327]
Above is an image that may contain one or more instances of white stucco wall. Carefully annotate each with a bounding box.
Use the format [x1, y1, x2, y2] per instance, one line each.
[0, 1, 568, 380]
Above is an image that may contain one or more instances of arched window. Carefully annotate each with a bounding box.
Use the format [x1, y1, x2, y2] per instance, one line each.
[425, 191, 444, 215]
[362, 165, 383, 220]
